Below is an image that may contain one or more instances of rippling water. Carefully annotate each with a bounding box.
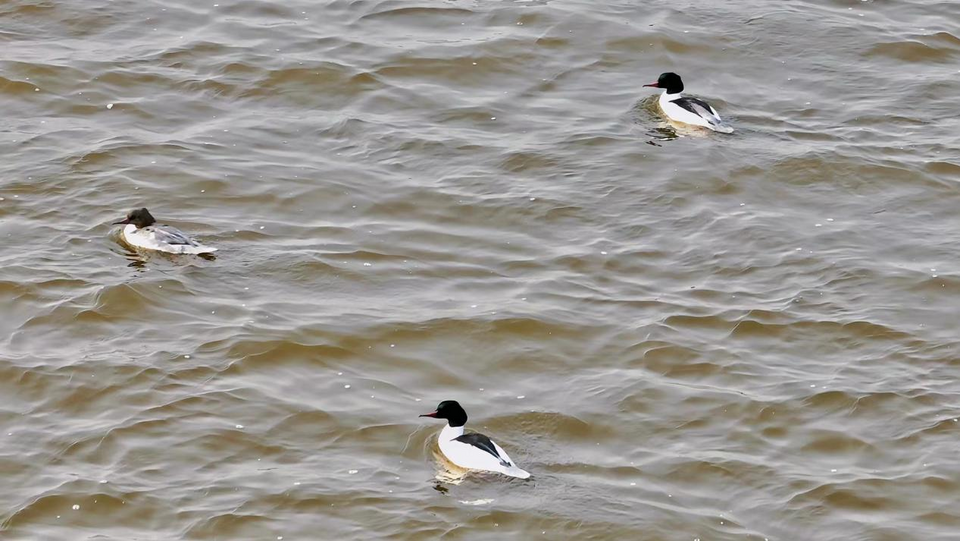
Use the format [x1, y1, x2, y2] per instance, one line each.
[2, 0, 960, 539]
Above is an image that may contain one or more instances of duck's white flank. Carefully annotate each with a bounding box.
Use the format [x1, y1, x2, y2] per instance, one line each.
[658, 91, 734, 133]
[438, 424, 530, 479]
[122, 224, 217, 254]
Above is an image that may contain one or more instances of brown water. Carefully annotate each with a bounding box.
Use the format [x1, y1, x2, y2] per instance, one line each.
[2, 0, 960, 539]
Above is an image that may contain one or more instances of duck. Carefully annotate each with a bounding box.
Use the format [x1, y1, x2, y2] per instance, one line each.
[644, 72, 733, 133]
[420, 400, 530, 479]
[113, 208, 217, 254]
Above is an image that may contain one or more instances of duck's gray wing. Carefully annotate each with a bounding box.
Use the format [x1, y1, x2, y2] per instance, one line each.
[152, 226, 199, 246]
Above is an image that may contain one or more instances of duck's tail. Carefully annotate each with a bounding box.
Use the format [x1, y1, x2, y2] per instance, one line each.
[178, 244, 218, 255]
[707, 118, 735, 134]
[502, 465, 531, 479]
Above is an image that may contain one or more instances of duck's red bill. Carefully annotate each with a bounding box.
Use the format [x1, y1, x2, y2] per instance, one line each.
[643, 82, 659, 87]
[419, 411, 438, 418]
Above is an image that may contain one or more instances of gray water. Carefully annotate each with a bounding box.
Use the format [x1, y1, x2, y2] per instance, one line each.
[2, 0, 960, 539]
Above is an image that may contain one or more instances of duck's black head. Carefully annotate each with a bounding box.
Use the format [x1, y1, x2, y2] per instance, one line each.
[420, 400, 468, 427]
[113, 208, 156, 229]
[643, 72, 684, 94]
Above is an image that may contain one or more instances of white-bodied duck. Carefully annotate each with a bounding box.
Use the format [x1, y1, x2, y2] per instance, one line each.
[644, 72, 733, 133]
[114, 208, 217, 254]
[420, 400, 530, 479]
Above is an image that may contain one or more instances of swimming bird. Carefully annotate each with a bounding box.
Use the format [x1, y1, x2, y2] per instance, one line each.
[113, 208, 217, 254]
[644, 72, 733, 133]
[420, 400, 530, 479]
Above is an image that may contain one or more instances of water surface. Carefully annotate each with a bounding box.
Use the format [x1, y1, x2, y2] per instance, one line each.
[2, 0, 960, 539]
